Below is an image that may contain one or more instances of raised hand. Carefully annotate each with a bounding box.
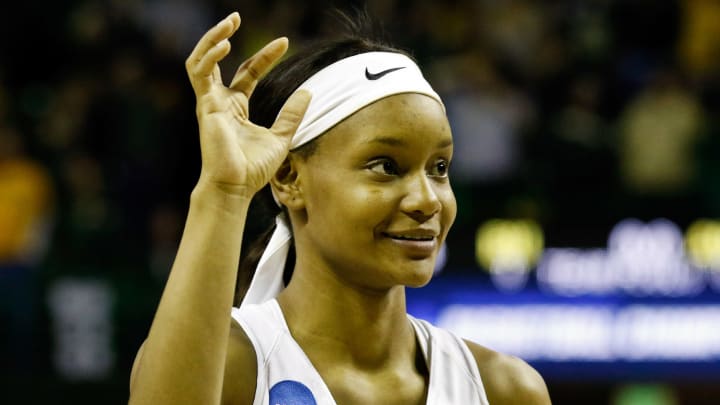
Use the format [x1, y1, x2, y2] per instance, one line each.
[185, 12, 311, 198]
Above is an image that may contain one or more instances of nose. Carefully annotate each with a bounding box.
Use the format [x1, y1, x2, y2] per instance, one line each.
[400, 173, 442, 222]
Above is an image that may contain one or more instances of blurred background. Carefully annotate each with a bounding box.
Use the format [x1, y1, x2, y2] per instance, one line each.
[1, 0, 719, 403]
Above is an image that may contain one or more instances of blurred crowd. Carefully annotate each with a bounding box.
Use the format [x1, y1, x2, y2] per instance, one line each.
[1, 0, 719, 403]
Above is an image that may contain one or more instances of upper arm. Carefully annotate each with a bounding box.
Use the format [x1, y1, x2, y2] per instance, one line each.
[129, 340, 146, 393]
[221, 319, 259, 405]
[130, 321, 259, 405]
[464, 340, 551, 405]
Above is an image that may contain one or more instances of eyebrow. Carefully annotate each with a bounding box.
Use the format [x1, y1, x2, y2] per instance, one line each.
[368, 136, 453, 148]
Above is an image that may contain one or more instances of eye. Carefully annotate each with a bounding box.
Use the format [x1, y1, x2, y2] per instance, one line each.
[367, 158, 399, 176]
[429, 159, 450, 178]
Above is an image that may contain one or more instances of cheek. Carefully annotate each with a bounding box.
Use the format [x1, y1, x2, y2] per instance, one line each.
[308, 178, 390, 225]
[349, 187, 393, 216]
[440, 187, 457, 231]
[341, 186, 398, 233]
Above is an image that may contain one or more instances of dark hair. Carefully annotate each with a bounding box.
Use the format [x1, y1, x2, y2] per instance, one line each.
[235, 12, 411, 305]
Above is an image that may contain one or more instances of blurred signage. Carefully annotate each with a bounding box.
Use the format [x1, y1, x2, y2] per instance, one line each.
[537, 218, 710, 297]
[475, 219, 543, 292]
[47, 278, 115, 381]
[435, 303, 720, 362]
[408, 217, 720, 378]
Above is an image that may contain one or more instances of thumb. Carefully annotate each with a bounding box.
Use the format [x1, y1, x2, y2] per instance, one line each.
[270, 89, 312, 139]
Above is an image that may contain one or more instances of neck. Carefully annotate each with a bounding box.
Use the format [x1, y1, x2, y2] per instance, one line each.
[276, 262, 416, 370]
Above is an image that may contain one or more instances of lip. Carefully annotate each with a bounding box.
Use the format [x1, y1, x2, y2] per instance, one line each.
[382, 230, 439, 258]
[383, 228, 439, 240]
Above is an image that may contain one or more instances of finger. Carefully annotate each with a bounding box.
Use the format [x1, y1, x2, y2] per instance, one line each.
[270, 89, 312, 139]
[194, 39, 231, 81]
[187, 41, 231, 95]
[185, 13, 239, 93]
[187, 12, 240, 67]
[230, 37, 289, 98]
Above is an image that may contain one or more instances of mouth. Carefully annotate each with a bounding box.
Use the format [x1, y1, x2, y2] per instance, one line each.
[382, 231, 438, 258]
[383, 233, 435, 241]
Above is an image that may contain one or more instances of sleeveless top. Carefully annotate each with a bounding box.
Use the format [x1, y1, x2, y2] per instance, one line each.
[231, 300, 490, 405]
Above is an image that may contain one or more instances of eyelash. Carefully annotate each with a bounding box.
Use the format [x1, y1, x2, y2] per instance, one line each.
[432, 160, 450, 177]
[367, 158, 399, 176]
[366, 158, 450, 178]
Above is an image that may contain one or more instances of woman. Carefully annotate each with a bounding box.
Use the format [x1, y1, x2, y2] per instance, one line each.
[129, 11, 551, 405]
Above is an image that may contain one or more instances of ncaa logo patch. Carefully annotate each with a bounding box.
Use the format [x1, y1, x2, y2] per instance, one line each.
[269, 380, 317, 405]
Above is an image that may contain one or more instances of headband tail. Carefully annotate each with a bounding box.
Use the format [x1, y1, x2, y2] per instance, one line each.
[240, 214, 292, 307]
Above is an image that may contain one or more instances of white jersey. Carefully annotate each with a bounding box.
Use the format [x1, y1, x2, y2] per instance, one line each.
[231, 300, 490, 405]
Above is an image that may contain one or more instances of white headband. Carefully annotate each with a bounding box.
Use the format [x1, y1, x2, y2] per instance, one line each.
[240, 51, 444, 307]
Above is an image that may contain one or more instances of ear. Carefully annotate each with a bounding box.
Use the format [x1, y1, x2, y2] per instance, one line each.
[270, 155, 305, 210]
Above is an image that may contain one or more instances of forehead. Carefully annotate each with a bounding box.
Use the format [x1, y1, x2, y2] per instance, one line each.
[312, 93, 452, 156]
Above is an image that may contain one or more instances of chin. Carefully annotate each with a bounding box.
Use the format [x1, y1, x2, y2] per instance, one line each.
[405, 277, 433, 289]
[400, 263, 435, 288]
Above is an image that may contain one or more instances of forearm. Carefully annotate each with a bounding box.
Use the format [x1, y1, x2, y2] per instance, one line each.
[130, 182, 251, 404]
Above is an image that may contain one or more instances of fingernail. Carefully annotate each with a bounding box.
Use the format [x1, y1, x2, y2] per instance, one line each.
[226, 12, 240, 28]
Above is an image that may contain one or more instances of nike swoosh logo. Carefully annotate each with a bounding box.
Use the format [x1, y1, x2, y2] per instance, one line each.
[365, 66, 406, 80]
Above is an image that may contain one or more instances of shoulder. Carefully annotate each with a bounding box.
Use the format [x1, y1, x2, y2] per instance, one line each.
[221, 319, 259, 405]
[463, 339, 551, 405]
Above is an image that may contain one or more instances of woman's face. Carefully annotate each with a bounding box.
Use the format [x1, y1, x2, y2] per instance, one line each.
[290, 93, 456, 291]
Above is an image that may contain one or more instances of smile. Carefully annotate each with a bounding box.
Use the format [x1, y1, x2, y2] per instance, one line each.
[383, 233, 435, 241]
[382, 232, 437, 258]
